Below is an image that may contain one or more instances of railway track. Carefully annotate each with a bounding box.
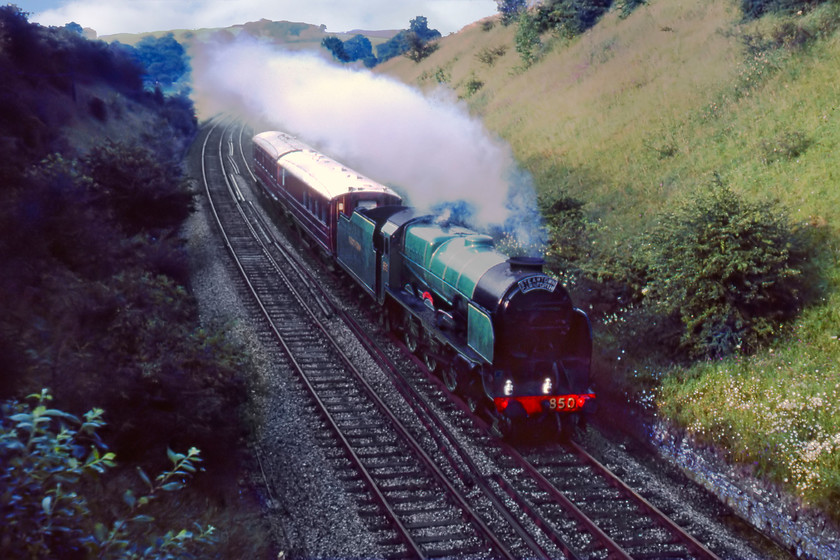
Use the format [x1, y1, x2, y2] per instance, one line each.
[202, 120, 529, 559]
[200, 118, 736, 559]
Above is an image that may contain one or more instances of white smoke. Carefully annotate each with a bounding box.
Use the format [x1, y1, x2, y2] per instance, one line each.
[189, 37, 545, 251]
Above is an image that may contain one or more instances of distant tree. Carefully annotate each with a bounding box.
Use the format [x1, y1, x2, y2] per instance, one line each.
[405, 30, 439, 61]
[377, 16, 441, 63]
[128, 33, 189, 89]
[321, 36, 350, 62]
[497, 0, 527, 25]
[64, 21, 84, 35]
[409, 15, 438, 39]
[406, 16, 441, 61]
[342, 34, 375, 65]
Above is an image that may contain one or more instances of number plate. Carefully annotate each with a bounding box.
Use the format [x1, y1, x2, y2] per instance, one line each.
[549, 396, 581, 411]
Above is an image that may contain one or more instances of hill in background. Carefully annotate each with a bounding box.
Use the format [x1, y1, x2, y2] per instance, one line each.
[99, 18, 397, 50]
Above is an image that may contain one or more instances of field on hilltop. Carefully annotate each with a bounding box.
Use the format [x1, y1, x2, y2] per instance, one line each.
[380, 0, 840, 523]
[101, 18, 396, 50]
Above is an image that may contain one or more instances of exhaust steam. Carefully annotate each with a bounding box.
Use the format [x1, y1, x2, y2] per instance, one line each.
[189, 37, 546, 255]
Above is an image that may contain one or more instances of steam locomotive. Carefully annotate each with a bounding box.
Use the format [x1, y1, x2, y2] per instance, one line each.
[252, 130, 595, 437]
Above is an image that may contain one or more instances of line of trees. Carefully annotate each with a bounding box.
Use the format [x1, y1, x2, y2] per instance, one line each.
[321, 15, 441, 66]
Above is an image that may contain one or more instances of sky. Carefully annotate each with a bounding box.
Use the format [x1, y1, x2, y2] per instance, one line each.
[27, 0, 500, 36]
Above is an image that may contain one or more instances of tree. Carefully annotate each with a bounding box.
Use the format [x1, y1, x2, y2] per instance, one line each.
[342, 34, 374, 65]
[404, 30, 439, 61]
[129, 33, 189, 90]
[403, 16, 442, 62]
[497, 0, 527, 25]
[377, 16, 441, 63]
[321, 36, 350, 62]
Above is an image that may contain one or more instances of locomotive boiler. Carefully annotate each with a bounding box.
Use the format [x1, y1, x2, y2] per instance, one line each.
[252, 130, 595, 438]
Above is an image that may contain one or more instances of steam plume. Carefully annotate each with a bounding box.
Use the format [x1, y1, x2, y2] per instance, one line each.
[189, 37, 545, 253]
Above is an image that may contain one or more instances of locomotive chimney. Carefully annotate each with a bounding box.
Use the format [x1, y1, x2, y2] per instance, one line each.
[508, 256, 545, 272]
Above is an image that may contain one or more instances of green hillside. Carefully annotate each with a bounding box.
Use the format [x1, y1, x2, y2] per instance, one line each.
[380, 0, 840, 520]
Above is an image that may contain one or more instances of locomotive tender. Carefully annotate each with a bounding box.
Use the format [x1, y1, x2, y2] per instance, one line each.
[252, 131, 595, 437]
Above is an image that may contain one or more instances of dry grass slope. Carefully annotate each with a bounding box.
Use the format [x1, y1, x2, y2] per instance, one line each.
[379, 0, 840, 523]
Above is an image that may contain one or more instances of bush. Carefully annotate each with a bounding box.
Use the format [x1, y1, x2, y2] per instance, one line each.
[0, 389, 215, 559]
[84, 141, 195, 235]
[533, 0, 613, 37]
[476, 44, 508, 66]
[515, 11, 542, 66]
[741, 0, 826, 20]
[463, 76, 485, 97]
[639, 178, 810, 358]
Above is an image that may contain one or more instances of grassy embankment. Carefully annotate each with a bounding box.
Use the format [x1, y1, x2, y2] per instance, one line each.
[380, 0, 840, 518]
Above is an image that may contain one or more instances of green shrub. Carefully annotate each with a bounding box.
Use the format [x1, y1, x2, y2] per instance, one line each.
[741, 0, 826, 21]
[759, 129, 811, 163]
[639, 178, 810, 358]
[84, 141, 195, 235]
[514, 11, 542, 66]
[476, 44, 508, 66]
[533, 0, 613, 37]
[0, 389, 215, 559]
[464, 76, 485, 96]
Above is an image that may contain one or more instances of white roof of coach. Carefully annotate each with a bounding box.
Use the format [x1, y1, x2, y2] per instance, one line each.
[253, 131, 400, 202]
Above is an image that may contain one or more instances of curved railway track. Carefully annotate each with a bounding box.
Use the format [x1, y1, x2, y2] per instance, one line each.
[199, 118, 749, 560]
[201, 120, 526, 559]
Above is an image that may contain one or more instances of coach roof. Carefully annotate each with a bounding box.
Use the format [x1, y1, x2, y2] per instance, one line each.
[253, 130, 400, 202]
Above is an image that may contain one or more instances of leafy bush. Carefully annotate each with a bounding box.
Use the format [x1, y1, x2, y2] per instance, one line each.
[463, 76, 485, 97]
[84, 141, 195, 235]
[741, 0, 826, 20]
[0, 389, 215, 559]
[639, 178, 810, 358]
[618, 0, 647, 19]
[476, 44, 508, 66]
[533, 0, 614, 37]
[515, 11, 542, 66]
[759, 129, 811, 163]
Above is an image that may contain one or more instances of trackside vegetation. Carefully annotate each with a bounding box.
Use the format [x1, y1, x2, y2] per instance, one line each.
[381, 0, 840, 522]
[0, 6, 267, 557]
[1, 390, 215, 559]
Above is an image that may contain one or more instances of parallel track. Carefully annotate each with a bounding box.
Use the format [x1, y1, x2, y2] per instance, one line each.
[202, 120, 523, 559]
[202, 119, 725, 560]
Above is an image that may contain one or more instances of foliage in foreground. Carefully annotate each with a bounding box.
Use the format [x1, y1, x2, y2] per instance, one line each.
[1, 390, 215, 559]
